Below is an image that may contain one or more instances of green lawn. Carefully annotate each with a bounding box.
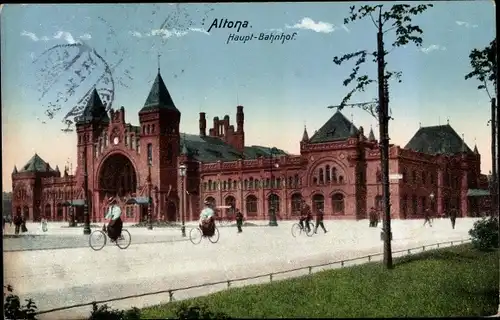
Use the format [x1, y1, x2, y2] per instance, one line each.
[140, 244, 499, 318]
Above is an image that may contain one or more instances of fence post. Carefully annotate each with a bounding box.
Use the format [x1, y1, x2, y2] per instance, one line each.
[407, 249, 411, 254]
[269, 273, 273, 282]
[341, 261, 344, 267]
[422, 246, 425, 251]
[227, 280, 231, 288]
[437, 243, 440, 248]
[168, 290, 174, 302]
[308, 266, 312, 275]
[451, 241, 453, 246]
[368, 255, 371, 262]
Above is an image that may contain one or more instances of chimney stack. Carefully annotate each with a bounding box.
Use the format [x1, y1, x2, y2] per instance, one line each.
[199, 112, 206, 136]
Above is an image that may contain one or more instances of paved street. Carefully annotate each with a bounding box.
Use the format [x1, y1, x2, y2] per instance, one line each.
[3, 218, 478, 320]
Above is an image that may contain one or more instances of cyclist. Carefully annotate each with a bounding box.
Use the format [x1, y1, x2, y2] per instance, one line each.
[105, 197, 123, 241]
[299, 200, 313, 232]
[199, 200, 216, 236]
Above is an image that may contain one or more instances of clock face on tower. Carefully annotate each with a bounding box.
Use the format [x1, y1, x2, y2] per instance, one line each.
[113, 137, 119, 145]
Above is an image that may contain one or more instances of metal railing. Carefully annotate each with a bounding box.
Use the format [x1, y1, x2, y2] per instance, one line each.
[34, 238, 471, 316]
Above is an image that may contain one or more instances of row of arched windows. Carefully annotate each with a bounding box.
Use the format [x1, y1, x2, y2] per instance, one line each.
[313, 165, 345, 185]
[203, 174, 302, 192]
[204, 193, 346, 216]
[42, 189, 74, 200]
[401, 169, 437, 186]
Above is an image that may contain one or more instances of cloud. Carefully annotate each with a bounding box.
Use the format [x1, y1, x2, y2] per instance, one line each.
[20, 30, 91, 44]
[285, 17, 338, 33]
[455, 20, 478, 28]
[129, 27, 209, 39]
[420, 44, 447, 54]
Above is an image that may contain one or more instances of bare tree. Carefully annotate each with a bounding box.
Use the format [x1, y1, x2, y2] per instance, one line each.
[332, 4, 433, 269]
[465, 38, 498, 218]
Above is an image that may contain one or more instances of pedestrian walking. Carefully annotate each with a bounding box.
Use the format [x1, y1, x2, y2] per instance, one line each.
[21, 215, 28, 233]
[13, 213, 22, 235]
[314, 208, 327, 234]
[41, 216, 48, 232]
[235, 208, 244, 233]
[368, 207, 378, 227]
[449, 208, 457, 230]
[423, 208, 432, 227]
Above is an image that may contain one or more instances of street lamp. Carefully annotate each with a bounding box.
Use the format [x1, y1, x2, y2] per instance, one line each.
[269, 147, 279, 227]
[83, 139, 91, 235]
[147, 157, 153, 230]
[179, 163, 187, 237]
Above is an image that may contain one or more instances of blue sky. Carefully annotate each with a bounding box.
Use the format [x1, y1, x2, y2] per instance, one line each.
[1, 2, 496, 191]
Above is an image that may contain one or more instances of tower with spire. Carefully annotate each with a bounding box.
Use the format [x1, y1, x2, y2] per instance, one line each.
[138, 64, 181, 192]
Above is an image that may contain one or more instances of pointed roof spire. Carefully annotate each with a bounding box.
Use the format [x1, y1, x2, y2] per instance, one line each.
[157, 52, 161, 74]
[77, 88, 110, 124]
[181, 133, 190, 156]
[473, 144, 479, 154]
[12, 166, 18, 174]
[141, 71, 179, 113]
[368, 127, 376, 141]
[302, 125, 309, 142]
[55, 165, 60, 172]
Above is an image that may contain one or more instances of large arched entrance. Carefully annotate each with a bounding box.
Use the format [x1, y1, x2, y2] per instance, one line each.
[98, 153, 138, 220]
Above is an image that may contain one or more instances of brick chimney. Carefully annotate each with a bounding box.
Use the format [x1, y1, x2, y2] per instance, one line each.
[199, 112, 206, 137]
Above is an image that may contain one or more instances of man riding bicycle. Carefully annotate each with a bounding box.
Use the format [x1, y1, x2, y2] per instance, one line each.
[199, 200, 216, 236]
[299, 200, 313, 232]
[105, 197, 123, 242]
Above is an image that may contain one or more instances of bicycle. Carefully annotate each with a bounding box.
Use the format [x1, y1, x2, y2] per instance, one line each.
[291, 221, 315, 237]
[189, 225, 220, 245]
[89, 225, 131, 251]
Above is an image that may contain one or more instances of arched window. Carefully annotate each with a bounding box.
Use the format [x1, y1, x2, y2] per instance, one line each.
[255, 179, 260, 189]
[228, 179, 232, 190]
[249, 177, 254, 189]
[375, 195, 382, 210]
[223, 181, 227, 190]
[332, 193, 344, 214]
[246, 195, 258, 216]
[233, 180, 237, 190]
[332, 167, 338, 183]
[44, 204, 51, 219]
[319, 168, 324, 184]
[147, 143, 153, 164]
[276, 178, 281, 189]
[266, 178, 271, 188]
[244, 179, 248, 190]
[325, 165, 331, 183]
[208, 180, 212, 191]
[268, 194, 280, 215]
[288, 176, 293, 187]
[294, 174, 300, 187]
[289, 193, 301, 217]
[205, 197, 216, 207]
[339, 176, 344, 184]
[312, 194, 325, 212]
[203, 182, 208, 191]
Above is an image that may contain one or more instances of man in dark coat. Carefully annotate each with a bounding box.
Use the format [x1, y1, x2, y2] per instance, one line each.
[423, 208, 433, 227]
[13, 213, 22, 235]
[314, 208, 327, 234]
[299, 200, 313, 232]
[235, 208, 244, 233]
[449, 208, 457, 229]
[369, 207, 378, 227]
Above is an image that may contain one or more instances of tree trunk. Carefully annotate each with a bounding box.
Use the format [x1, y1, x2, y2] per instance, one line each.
[492, 98, 497, 217]
[377, 30, 393, 270]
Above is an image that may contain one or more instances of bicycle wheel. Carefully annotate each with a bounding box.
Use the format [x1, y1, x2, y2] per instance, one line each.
[291, 223, 301, 238]
[89, 230, 107, 251]
[189, 228, 203, 245]
[208, 227, 220, 243]
[306, 223, 315, 237]
[116, 229, 131, 249]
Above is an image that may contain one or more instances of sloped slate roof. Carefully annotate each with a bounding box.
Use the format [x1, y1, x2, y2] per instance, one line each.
[77, 89, 110, 124]
[19, 154, 56, 173]
[404, 124, 473, 155]
[180, 134, 288, 163]
[309, 111, 358, 143]
[140, 72, 179, 113]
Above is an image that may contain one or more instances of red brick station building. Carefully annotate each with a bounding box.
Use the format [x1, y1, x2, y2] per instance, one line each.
[12, 71, 491, 223]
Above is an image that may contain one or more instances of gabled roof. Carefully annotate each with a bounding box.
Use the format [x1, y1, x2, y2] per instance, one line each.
[180, 134, 288, 163]
[309, 111, 358, 143]
[77, 89, 110, 124]
[404, 124, 473, 155]
[140, 72, 179, 113]
[18, 154, 56, 173]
